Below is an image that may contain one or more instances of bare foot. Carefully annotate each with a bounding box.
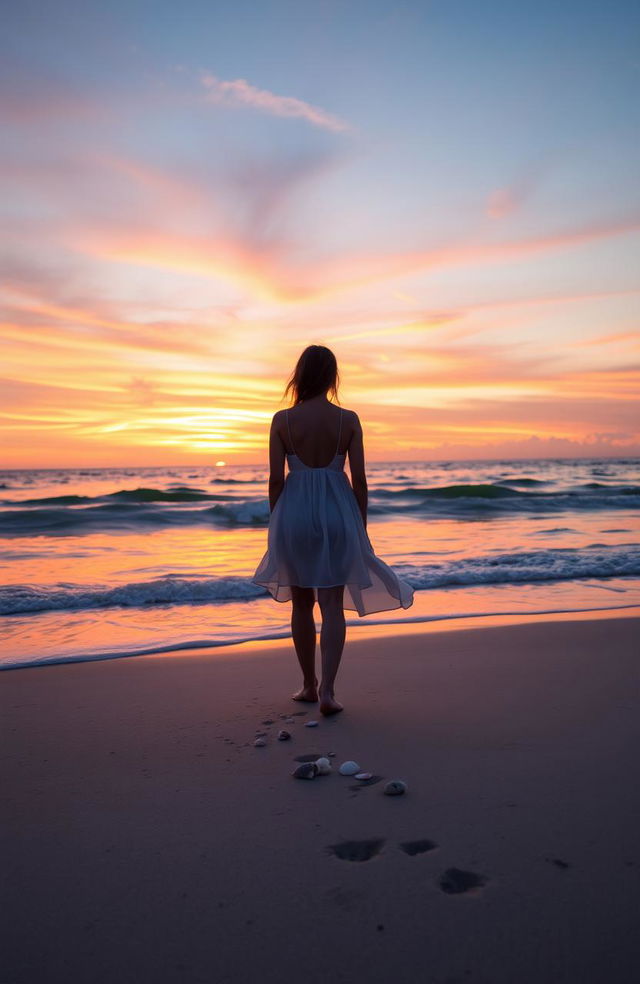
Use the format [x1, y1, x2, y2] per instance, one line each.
[319, 693, 344, 716]
[292, 681, 318, 702]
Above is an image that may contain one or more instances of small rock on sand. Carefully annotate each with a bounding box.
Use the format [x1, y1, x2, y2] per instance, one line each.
[292, 763, 318, 780]
[383, 780, 407, 796]
[338, 761, 360, 776]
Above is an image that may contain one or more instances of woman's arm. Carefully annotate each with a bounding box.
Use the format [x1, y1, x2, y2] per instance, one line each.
[268, 412, 286, 511]
[347, 412, 368, 529]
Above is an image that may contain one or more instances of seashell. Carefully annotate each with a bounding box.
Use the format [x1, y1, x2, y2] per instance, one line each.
[355, 772, 372, 781]
[292, 763, 318, 780]
[277, 730, 291, 741]
[253, 737, 267, 747]
[304, 720, 319, 728]
[383, 780, 408, 796]
[315, 757, 332, 775]
[338, 761, 360, 776]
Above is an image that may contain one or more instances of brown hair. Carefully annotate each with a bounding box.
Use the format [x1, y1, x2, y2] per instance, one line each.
[283, 345, 340, 405]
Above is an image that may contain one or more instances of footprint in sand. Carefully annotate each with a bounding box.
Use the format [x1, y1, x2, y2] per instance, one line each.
[399, 839, 438, 856]
[438, 867, 487, 894]
[545, 856, 571, 869]
[328, 839, 386, 862]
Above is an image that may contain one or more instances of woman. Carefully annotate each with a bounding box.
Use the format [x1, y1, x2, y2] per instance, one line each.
[252, 345, 413, 716]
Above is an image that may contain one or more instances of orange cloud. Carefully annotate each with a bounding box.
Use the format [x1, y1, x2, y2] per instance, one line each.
[580, 330, 640, 348]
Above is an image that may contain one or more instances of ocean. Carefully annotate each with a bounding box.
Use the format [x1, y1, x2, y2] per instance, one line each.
[1, 457, 639, 670]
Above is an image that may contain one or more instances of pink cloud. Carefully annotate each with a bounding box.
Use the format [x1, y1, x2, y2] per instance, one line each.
[306, 214, 640, 297]
[74, 212, 640, 306]
[581, 329, 640, 347]
[484, 160, 548, 219]
[486, 188, 520, 219]
[485, 178, 537, 220]
[201, 72, 350, 132]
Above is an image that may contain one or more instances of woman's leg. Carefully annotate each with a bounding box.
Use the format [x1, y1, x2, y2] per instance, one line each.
[290, 585, 318, 701]
[317, 586, 346, 715]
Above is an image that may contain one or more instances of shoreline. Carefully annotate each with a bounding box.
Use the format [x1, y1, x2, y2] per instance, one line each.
[2, 599, 639, 672]
[3, 614, 639, 983]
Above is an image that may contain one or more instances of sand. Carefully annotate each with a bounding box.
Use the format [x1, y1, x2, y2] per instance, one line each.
[2, 615, 639, 984]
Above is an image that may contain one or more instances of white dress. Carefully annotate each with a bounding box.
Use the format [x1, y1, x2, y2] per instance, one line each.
[252, 409, 414, 616]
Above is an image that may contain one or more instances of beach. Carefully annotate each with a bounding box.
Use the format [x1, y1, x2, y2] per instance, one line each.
[3, 612, 639, 984]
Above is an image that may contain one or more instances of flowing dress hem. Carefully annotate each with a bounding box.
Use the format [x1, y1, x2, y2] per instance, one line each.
[252, 576, 414, 617]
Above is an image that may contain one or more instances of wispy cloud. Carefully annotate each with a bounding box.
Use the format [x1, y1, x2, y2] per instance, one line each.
[484, 159, 549, 219]
[485, 179, 535, 220]
[201, 72, 350, 132]
[79, 214, 640, 305]
[485, 187, 522, 219]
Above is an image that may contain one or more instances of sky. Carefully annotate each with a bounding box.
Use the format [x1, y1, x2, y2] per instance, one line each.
[1, 0, 639, 466]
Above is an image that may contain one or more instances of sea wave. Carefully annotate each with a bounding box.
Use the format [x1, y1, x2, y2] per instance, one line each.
[369, 483, 640, 516]
[0, 498, 270, 535]
[0, 575, 265, 615]
[495, 477, 549, 487]
[1, 480, 638, 536]
[2, 544, 638, 616]
[396, 544, 640, 589]
[16, 486, 234, 505]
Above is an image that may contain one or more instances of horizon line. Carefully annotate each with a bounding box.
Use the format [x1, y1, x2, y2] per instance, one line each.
[2, 452, 639, 471]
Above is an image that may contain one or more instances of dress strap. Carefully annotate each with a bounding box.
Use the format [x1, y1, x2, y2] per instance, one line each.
[286, 409, 295, 455]
[336, 408, 343, 455]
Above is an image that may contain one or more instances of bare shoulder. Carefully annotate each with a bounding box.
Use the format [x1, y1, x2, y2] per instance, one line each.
[271, 408, 287, 427]
[341, 408, 362, 431]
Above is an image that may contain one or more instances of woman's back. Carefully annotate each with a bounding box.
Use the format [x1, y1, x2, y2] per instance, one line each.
[277, 398, 356, 468]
